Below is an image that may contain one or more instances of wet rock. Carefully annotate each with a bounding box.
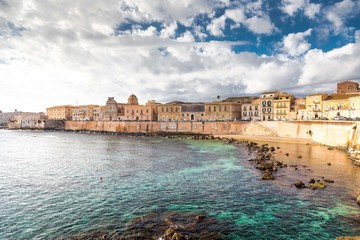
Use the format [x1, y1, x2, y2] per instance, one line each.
[294, 181, 306, 188]
[195, 215, 206, 222]
[270, 147, 276, 152]
[309, 179, 315, 184]
[310, 182, 327, 189]
[262, 171, 274, 180]
[256, 162, 275, 171]
[324, 179, 335, 183]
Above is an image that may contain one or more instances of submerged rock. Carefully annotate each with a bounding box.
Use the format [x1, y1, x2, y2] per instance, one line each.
[262, 171, 274, 180]
[310, 182, 327, 189]
[294, 181, 306, 188]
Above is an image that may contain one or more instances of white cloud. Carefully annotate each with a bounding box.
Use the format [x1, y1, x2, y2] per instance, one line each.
[245, 16, 274, 35]
[281, 0, 306, 16]
[304, 3, 321, 19]
[0, 0, 359, 112]
[281, 29, 312, 56]
[325, 0, 359, 33]
[281, 0, 321, 19]
[206, 15, 227, 36]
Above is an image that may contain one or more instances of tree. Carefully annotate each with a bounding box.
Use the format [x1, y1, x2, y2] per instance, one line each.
[217, 95, 220, 100]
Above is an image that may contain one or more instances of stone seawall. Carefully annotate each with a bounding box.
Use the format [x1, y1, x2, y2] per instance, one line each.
[54, 120, 360, 163]
[64, 120, 356, 147]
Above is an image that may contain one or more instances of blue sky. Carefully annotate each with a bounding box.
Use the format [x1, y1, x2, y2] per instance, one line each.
[0, 0, 359, 112]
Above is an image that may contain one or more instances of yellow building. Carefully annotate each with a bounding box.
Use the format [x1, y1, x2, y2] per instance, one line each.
[123, 99, 158, 121]
[349, 96, 360, 120]
[305, 94, 328, 119]
[157, 102, 183, 121]
[204, 101, 242, 121]
[46, 105, 77, 120]
[323, 94, 359, 119]
[72, 105, 99, 121]
[274, 94, 295, 120]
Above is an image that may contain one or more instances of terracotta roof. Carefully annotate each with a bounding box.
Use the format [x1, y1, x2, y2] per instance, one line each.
[325, 94, 360, 100]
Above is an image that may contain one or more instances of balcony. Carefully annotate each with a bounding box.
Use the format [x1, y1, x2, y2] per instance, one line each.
[312, 109, 322, 112]
[313, 100, 320, 104]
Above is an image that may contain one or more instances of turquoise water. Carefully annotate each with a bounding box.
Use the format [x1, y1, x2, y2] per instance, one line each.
[0, 130, 360, 239]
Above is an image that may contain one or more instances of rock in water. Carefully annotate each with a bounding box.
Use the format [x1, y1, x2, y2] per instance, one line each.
[294, 181, 306, 188]
[310, 182, 327, 189]
[262, 171, 274, 180]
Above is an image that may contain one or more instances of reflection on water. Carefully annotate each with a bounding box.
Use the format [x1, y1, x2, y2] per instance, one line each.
[0, 130, 359, 239]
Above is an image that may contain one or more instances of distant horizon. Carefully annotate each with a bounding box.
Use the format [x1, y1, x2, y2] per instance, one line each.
[1, 1, 359, 112]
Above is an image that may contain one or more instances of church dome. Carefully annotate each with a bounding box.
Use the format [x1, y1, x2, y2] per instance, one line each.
[127, 94, 139, 105]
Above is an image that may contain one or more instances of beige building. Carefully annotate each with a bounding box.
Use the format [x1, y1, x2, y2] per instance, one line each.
[157, 102, 183, 121]
[123, 99, 158, 121]
[305, 94, 328, 120]
[241, 98, 260, 121]
[46, 105, 77, 120]
[204, 101, 242, 121]
[72, 105, 99, 121]
[180, 103, 205, 121]
[322, 94, 359, 119]
[274, 94, 295, 120]
[349, 96, 360, 120]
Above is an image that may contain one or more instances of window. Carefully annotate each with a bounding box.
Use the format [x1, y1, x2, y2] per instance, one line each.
[224, 106, 227, 111]
[267, 108, 271, 113]
[267, 101, 271, 107]
[176, 107, 178, 112]
[214, 106, 216, 112]
[171, 107, 173, 112]
[244, 106, 247, 110]
[162, 107, 164, 112]
[219, 106, 222, 112]
[262, 101, 266, 106]
[262, 108, 266, 113]
[209, 106, 211, 111]
[243, 112, 247, 116]
[255, 106, 258, 110]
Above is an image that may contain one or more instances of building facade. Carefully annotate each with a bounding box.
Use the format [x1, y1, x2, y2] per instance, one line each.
[337, 81, 359, 94]
[204, 102, 242, 121]
[241, 98, 260, 121]
[157, 102, 183, 121]
[72, 105, 99, 121]
[305, 94, 328, 120]
[274, 94, 295, 120]
[46, 105, 77, 120]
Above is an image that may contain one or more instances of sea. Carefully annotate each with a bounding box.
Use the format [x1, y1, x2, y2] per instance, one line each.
[0, 130, 360, 239]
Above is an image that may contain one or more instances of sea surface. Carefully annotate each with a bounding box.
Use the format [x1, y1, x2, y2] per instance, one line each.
[0, 130, 360, 239]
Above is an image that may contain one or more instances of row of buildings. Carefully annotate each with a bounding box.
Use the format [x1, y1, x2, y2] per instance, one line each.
[44, 81, 360, 122]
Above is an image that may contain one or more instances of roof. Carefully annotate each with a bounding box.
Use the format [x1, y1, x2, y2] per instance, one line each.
[325, 93, 360, 101]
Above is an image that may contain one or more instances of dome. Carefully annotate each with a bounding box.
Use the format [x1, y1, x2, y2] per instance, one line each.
[127, 94, 139, 105]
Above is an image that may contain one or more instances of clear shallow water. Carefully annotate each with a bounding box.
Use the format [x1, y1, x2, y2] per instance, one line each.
[0, 130, 360, 239]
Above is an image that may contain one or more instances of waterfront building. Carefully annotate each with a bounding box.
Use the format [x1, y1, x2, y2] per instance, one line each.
[305, 94, 328, 120]
[46, 105, 77, 120]
[103, 97, 125, 121]
[8, 112, 47, 129]
[323, 94, 360, 119]
[274, 94, 295, 120]
[180, 103, 205, 121]
[123, 99, 158, 121]
[0, 111, 18, 125]
[93, 106, 106, 121]
[349, 96, 360, 120]
[241, 98, 260, 121]
[204, 101, 242, 121]
[72, 105, 99, 121]
[337, 81, 359, 94]
[157, 102, 183, 121]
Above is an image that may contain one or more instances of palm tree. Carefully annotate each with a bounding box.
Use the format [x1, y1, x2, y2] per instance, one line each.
[217, 95, 220, 100]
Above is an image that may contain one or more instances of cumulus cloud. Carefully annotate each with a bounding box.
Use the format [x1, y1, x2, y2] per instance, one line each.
[325, 0, 360, 33]
[0, 0, 359, 112]
[281, 29, 312, 56]
[281, 0, 320, 19]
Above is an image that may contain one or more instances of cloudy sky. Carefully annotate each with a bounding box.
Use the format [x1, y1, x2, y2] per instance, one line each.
[1, 0, 360, 112]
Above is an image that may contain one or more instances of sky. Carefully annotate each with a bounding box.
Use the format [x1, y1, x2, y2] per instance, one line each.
[0, 0, 360, 112]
